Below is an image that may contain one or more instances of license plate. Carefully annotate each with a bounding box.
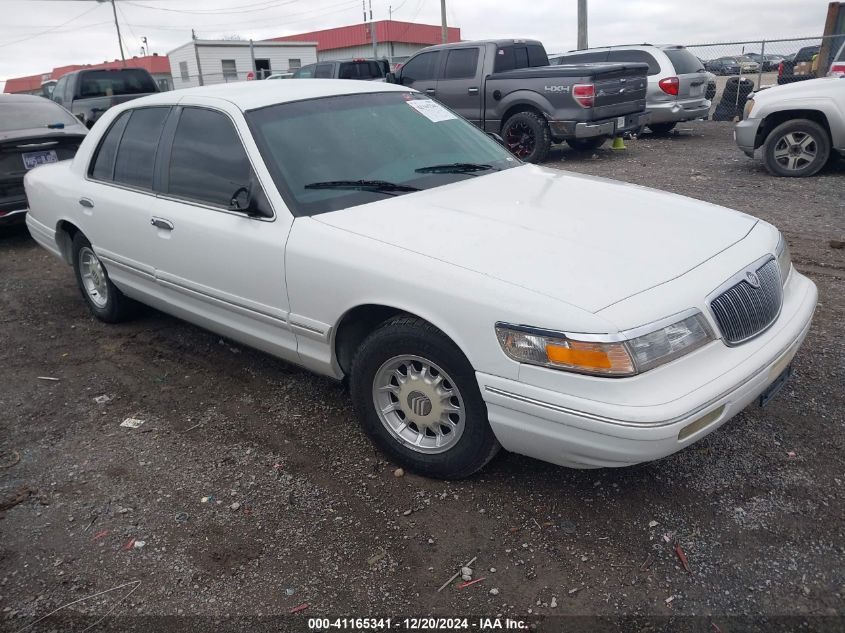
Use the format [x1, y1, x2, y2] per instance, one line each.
[22, 150, 58, 170]
[759, 364, 793, 407]
[691, 84, 704, 97]
[617, 116, 626, 129]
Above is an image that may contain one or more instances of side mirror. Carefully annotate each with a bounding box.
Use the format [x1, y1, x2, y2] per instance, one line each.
[487, 132, 507, 147]
[230, 184, 273, 218]
[384, 71, 396, 84]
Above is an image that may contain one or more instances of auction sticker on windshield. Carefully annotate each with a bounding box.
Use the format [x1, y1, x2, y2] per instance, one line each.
[407, 99, 457, 123]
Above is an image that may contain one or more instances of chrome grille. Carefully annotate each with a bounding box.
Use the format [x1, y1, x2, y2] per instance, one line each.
[710, 258, 782, 345]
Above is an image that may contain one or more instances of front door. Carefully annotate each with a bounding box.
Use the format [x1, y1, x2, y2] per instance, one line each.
[433, 46, 484, 124]
[148, 104, 297, 359]
[399, 50, 441, 99]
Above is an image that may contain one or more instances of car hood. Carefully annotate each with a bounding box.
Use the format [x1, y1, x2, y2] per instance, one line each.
[315, 165, 757, 313]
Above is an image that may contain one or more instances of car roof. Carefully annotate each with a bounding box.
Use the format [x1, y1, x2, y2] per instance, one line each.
[0, 93, 55, 103]
[559, 43, 684, 53]
[120, 79, 411, 111]
[420, 39, 543, 52]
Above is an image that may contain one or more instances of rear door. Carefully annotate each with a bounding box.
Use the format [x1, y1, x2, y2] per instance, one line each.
[398, 50, 441, 97]
[661, 47, 707, 99]
[433, 46, 484, 124]
[80, 106, 169, 296]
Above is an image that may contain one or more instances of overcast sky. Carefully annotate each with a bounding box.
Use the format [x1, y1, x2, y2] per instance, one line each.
[1, 0, 834, 90]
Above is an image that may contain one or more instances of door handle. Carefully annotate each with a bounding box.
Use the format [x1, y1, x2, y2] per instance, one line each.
[78, 198, 94, 208]
[468, 87, 479, 95]
[425, 88, 435, 94]
[150, 217, 174, 231]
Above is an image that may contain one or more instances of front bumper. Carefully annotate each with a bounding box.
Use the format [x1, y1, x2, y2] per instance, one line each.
[477, 270, 817, 469]
[647, 99, 711, 124]
[734, 117, 762, 157]
[549, 111, 651, 140]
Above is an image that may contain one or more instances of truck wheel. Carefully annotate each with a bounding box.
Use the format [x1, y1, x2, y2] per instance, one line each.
[565, 136, 608, 151]
[502, 111, 551, 163]
[349, 315, 500, 479]
[647, 122, 676, 135]
[71, 232, 137, 323]
[762, 119, 830, 177]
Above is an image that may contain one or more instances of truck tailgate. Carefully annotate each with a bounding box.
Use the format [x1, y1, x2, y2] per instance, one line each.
[589, 64, 648, 118]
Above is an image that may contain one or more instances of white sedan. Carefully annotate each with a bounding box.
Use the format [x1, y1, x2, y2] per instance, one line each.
[24, 80, 817, 478]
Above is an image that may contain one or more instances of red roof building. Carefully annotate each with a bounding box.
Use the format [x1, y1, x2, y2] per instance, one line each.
[4, 54, 172, 95]
[272, 20, 460, 63]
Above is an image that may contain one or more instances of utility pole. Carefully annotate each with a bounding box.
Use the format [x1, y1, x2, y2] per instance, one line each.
[192, 29, 204, 86]
[577, 0, 588, 50]
[104, 0, 126, 64]
[369, 0, 377, 59]
[440, 0, 447, 44]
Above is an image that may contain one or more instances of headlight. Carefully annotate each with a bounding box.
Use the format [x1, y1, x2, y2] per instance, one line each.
[495, 312, 713, 377]
[775, 233, 791, 285]
[743, 97, 755, 120]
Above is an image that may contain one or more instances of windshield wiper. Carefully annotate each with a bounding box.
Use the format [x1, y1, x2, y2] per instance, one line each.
[303, 179, 419, 194]
[415, 162, 497, 175]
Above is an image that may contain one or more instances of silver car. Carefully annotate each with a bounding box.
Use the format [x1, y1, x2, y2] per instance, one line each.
[550, 44, 710, 135]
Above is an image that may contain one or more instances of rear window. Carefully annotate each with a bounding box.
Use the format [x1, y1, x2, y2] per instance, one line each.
[662, 48, 704, 74]
[607, 50, 661, 75]
[77, 69, 158, 98]
[494, 45, 549, 72]
[0, 100, 78, 132]
[338, 61, 383, 79]
[794, 46, 819, 63]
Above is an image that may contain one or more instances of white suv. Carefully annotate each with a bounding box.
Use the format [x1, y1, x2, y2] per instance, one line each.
[550, 44, 711, 135]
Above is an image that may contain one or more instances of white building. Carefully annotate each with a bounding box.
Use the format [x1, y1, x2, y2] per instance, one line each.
[168, 39, 318, 89]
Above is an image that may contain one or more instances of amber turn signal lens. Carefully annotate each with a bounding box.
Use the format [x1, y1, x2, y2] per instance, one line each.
[546, 343, 612, 369]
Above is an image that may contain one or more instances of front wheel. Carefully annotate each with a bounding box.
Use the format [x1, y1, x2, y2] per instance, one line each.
[501, 111, 551, 164]
[349, 316, 500, 479]
[71, 232, 137, 322]
[762, 119, 830, 177]
[565, 136, 608, 151]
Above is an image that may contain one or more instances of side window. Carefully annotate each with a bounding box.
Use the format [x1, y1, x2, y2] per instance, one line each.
[64, 76, 76, 102]
[113, 107, 169, 189]
[315, 63, 334, 78]
[494, 46, 516, 73]
[555, 51, 609, 65]
[607, 50, 661, 75]
[527, 45, 549, 67]
[400, 51, 439, 84]
[293, 63, 316, 78]
[89, 111, 131, 181]
[442, 48, 479, 79]
[167, 107, 253, 209]
[53, 76, 67, 104]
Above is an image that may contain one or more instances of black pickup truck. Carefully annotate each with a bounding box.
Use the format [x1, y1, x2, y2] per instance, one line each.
[51, 68, 159, 128]
[392, 39, 650, 162]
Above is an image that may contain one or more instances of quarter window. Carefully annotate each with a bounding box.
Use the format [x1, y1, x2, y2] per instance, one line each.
[443, 48, 478, 79]
[89, 110, 131, 181]
[113, 107, 169, 189]
[167, 107, 253, 209]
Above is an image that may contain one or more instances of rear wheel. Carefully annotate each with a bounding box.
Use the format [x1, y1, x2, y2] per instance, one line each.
[565, 136, 608, 151]
[71, 232, 137, 323]
[350, 316, 500, 479]
[501, 111, 551, 164]
[763, 119, 830, 177]
[647, 122, 677, 135]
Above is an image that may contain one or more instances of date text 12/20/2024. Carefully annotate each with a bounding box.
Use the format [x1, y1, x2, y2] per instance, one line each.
[307, 618, 528, 630]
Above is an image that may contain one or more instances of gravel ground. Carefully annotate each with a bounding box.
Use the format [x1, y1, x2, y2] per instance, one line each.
[0, 121, 843, 631]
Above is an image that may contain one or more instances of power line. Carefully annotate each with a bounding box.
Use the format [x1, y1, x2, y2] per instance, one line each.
[123, 0, 300, 16]
[0, 4, 104, 48]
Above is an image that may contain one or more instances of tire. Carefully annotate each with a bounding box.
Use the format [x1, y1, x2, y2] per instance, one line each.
[349, 316, 500, 479]
[71, 232, 137, 323]
[565, 136, 608, 151]
[647, 122, 677, 135]
[762, 119, 830, 178]
[501, 110, 551, 164]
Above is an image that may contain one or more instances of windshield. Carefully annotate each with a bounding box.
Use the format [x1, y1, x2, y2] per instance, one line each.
[246, 91, 519, 216]
[0, 99, 78, 132]
[77, 69, 157, 98]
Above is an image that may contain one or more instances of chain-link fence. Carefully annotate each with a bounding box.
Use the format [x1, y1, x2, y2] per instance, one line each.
[686, 35, 844, 119]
